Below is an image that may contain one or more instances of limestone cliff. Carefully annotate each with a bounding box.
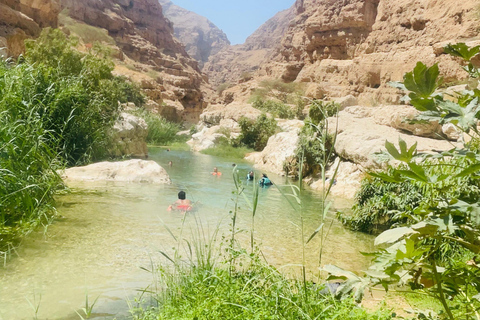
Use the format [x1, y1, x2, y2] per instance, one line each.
[60, 0, 210, 123]
[223, 0, 480, 105]
[204, 6, 295, 88]
[0, 0, 60, 56]
[268, 0, 480, 105]
[158, 0, 230, 69]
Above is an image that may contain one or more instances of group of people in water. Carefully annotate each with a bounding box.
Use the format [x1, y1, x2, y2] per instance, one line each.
[167, 167, 273, 212]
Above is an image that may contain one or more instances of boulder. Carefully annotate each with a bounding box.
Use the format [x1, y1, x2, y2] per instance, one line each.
[187, 125, 225, 152]
[328, 106, 458, 170]
[109, 112, 148, 158]
[245, 120, 303, 176]
[310, 158, 365, 199]
[62, 159, 171, 184]
[369, 105, 443, 139]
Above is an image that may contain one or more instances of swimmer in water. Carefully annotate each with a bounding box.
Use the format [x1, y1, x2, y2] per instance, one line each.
[211, 167, 222, 176]
[168, 191, 192, 212]
[247, 171, 254, 181]
[259, 173, 273, 186]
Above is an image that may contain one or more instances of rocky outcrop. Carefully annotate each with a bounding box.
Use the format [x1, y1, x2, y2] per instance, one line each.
[310, 158, 364, 199]
[62, 159, 171, 184]
[223, 0, 479, 106]
[109, 112, 148, 158]
[204, 7, 295, 88]
[245, 119, 304, 176]
[0, 0, 60, 56]
[328, 105, 458, 170]
[158, 0, 230, 69]
[187, 102, 262, 152]
[60, 0, 210, 123]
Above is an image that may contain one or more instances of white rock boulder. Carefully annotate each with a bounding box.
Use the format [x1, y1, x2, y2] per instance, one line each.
[109, 112, 148, 158]
[62, 160, 171, 184]
[245, 120, 304, 176]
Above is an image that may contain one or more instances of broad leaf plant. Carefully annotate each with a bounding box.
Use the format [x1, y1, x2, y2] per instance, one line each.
[326, 44, 480, 320]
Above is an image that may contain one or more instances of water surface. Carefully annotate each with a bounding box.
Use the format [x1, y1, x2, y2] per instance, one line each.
[0, 148, 373, 319]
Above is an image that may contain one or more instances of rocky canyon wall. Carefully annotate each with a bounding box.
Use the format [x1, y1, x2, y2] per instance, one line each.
[204, 7, 296, 88]
[0, 0, 60, 56]
[60, 0, 210, 122]
[158, 0, 230, 69]
[271, 0, 480, 104]
[221, 0, 480, 105]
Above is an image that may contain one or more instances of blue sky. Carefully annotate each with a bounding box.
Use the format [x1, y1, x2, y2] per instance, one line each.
[168, 0, 295, 45]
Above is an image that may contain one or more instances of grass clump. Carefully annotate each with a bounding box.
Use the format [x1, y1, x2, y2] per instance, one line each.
[133, 256, 392, 320]
[59, 12, 115, 45]
[200, 144, 253, 159]
[131, 109, 183, 145]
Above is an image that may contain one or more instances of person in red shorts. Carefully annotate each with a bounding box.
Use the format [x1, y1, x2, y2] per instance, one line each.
[167, 191, 192, 212]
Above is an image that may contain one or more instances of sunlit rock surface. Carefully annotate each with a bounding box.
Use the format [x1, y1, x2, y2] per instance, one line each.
[62, 160, 171, 184]
[245, 120, 304, 176]
[109, 112, 148, 158]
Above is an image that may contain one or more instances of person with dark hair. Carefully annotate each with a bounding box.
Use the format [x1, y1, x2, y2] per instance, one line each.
[259, 173, 273, 186]
[247, 171, 254, 181]
[168, 191, 192, 211]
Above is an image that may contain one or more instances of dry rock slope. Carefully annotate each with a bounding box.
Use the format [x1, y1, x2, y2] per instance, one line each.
[60, 0, 211, 123]
[223, 0, 480, 105]
[158, 0, 230, 69]
[204, 6, 295, 88]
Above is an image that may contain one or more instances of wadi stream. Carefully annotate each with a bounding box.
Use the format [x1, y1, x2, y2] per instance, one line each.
[0, 148, 374, 319]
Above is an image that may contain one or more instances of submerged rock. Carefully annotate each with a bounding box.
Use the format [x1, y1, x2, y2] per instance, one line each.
[62, 160, 171, 184]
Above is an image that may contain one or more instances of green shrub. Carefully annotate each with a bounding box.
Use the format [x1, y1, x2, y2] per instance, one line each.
[343, 157, 480, 235]
[237, 114, 277, 151]
[308, 100, 339, 124]
[250, 78, 304, 104]
[131, 109, 182, 145]
[251, 97, 296, 119]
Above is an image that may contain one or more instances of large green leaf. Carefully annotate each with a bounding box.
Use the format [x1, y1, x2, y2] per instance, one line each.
[444, 43, 480, 61]
[375, 227, 416, 246]
[404, 62, 439, 98]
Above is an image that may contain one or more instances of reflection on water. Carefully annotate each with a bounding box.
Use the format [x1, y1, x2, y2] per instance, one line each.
[0, 148, 374, 319]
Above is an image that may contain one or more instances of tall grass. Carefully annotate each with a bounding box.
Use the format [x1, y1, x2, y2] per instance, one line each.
[131, 166, 392, 319]
[130, 109, 183, 145]
[200, 144, 252, 159]
[0, 28, 143, 256]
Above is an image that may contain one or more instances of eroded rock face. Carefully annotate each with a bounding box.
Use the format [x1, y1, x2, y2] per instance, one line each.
[62, 159, 171, 184]
[60, 0, 209, 122]
[204, 7, 295, 88]
[328, 106, 458, 169]
[223, 0, 479, 106]
[0, 0, 60, 56]
[158, 0, 230, 69]
[109, 112, 148, 158]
